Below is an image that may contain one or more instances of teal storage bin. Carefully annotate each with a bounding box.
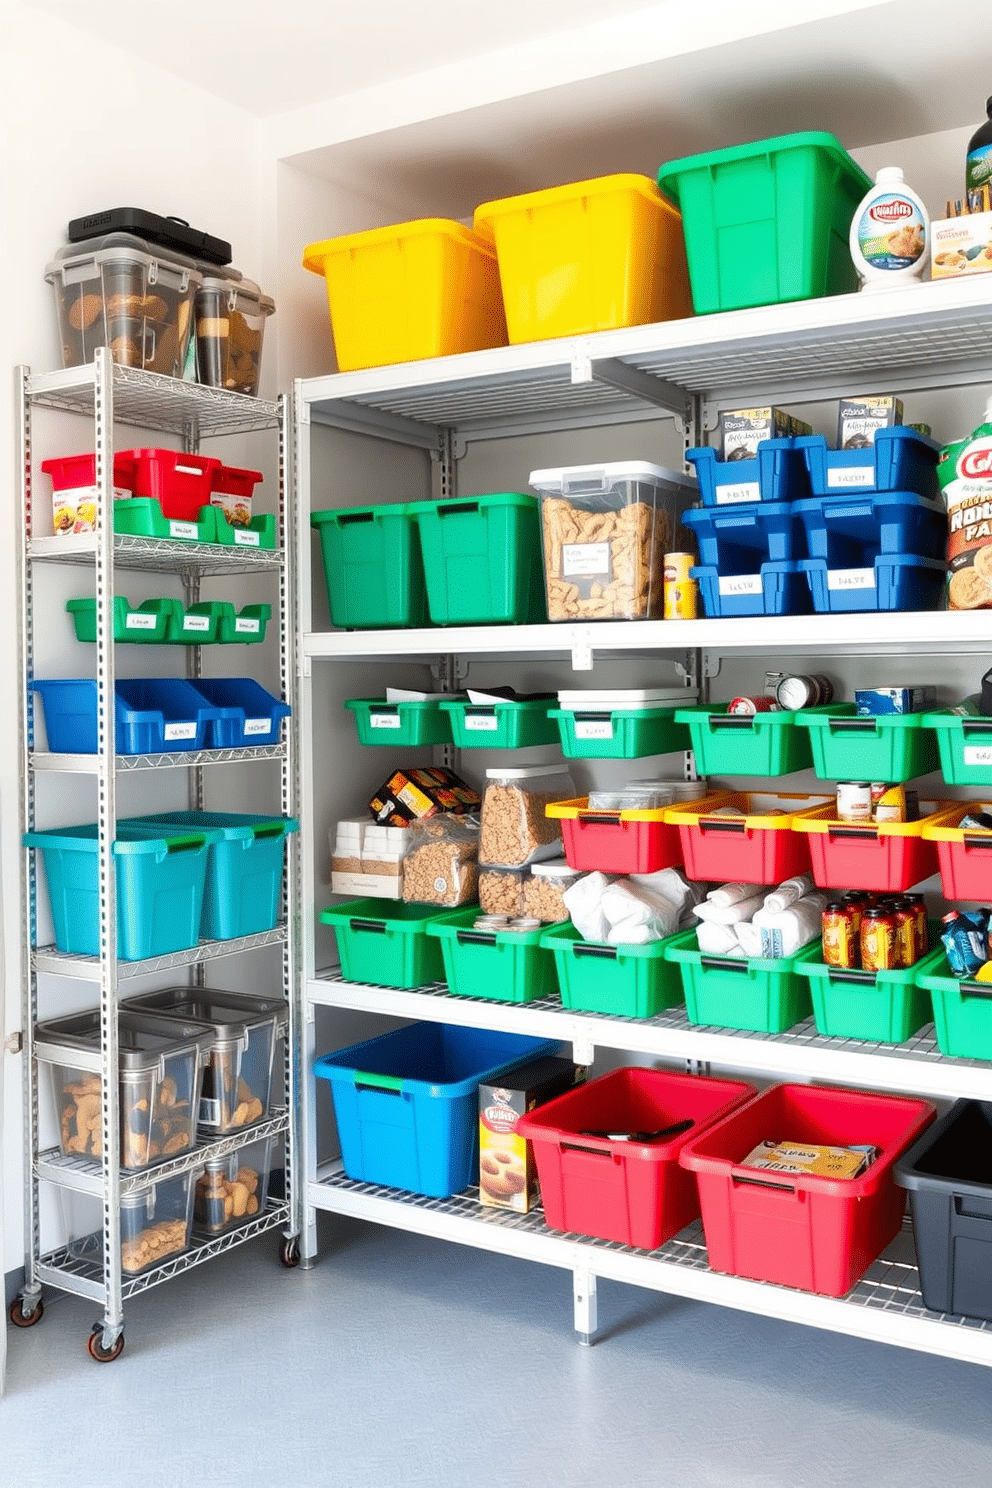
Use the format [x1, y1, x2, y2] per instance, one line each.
[130, 810, 298, 940]
[657, 131, 871, 314]
[311, 504, 427, 630]
[408, 492, 546, 625]
[319, 899, 453, 989]
[674, 704, 834, 777]
[926, 710, 992, 786]
[438, 697, 558, 749]
[664, 928, 813, 1033]
[425, 906, 559, 1003]
[23, 820, 216, 961]
[345, 696, 454, 747]
[795, 704, 941, 782]
[550, 706, 689, 760]
[540, 922, 685, 1019]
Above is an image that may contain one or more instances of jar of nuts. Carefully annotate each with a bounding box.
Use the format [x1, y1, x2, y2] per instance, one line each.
[479, 866, 527, 917]
[523, 859, 585, 923]
[480, 765, 575, 868]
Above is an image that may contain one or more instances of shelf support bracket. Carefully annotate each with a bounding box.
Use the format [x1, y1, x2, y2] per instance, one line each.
[583, 356, 690, 421]
[573, 1263, 598, 1346]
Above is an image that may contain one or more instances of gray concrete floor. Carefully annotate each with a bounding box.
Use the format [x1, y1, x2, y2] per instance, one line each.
[4, 1212, 991, 1487]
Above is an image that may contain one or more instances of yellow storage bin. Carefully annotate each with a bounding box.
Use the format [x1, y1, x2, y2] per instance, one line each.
[473, 174, 692, 343]
[302, 219, 508, 372]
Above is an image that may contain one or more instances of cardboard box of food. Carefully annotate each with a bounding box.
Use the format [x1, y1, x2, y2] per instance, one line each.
[931, 213, 992, 279]
[368, 766, 481, 826]
[855, 686, 937, 716]
[718, 407, 813, 461]
[741, 1140, 875, 1180]
[836, 396, 904, 450]
[478, 1057, 585, 1212]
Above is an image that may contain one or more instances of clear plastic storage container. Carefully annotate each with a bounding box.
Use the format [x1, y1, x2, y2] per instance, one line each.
[195, 274, 274, 396]
[479, 765, 575, 867]
[193, 1136, 274, 1235]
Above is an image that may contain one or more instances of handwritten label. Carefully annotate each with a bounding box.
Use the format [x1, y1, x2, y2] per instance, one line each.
[562, 541, 610, 578]
[962, 746, 992, 769]
[464, 714, 498, 731]
[715, 481, 761, 504]
[234, 529, 260, 547]
[718, 573, 763, 597]
[574, 718, 614, 740]
[234, 617, 260, 634]
[168, 520, 198, 540]
[124, 613, 158, 630]
[182, 615, 211, 632]
[243, 718, 270, 737]
[827, 568, 876, 591]
[827, 465, 874, 489]
[163, 722, 197, 742]
[370, 712, 402, 729]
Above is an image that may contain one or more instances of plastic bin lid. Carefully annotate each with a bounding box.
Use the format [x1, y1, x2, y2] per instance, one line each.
[303, 219, 496, 274]
[657, 132, 871, 204]
[485, 765, 573, 781]
[67, 207, 232, 265]
[45, 232, 203, 280]
[196, 274, 275, 316]
[35, 1008, 213, 1067]
[529, 461, 697, 495]
[530, 859, 583, 880]
[120, 986, 287, 1036]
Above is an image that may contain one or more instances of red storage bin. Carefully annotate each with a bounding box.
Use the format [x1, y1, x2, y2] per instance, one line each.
[666, 791, 832, 886]
[546, 797, 683, 874]
[921, 803, 992, 901]
[679, 1082, 935, 1296]
[794, 799, 961, 893]
[518, 1066, 756, 1249]
[122, 449, 220, 521]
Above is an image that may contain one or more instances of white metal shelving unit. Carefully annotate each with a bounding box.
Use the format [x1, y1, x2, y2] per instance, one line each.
[295, 276, 992, 1368]
[13, 351, 300, 1361]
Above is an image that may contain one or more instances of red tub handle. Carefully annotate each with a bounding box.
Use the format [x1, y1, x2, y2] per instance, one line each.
[731, 1172, 797, 1194]
[963, 834, 992, 850]
[826, 825, 878, 841]
[577, 813, 622, 827]
[560, 1140, 620, 1159]
[698, 818, 746, 834]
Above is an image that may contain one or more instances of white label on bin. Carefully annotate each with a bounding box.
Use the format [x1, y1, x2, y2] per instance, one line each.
[963, 746, 992, 768]
[243, 718, 270, 736]
[562, 541, 610, 577]
[168, 520, 198, 540]
[827, 465, 874, 489]
[124, 613, 158, 630]
[718, 573, 763, 596]
[716, 481, 760, 505]
[164, 722, 197, 741]
[235, 529, 260, 547]
[199, 1096, 221, 1125]
[183, 615, 211, 632]
[575, 719, 615, 740]
[827, 567, 876, 591]
[234, 618, 260, 634]
[465, 714, 498, 732]
[370, 712, 402, 729]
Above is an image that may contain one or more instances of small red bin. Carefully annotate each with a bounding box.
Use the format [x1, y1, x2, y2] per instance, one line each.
[121, 449, 220, 521]
[547, 794, 727, 876]
[667, 792, 832, 886]
[678, 1081, 935, 1296]
[517, 1066, 755, 1250]
[795, 800, 961, 893]
[921, 804, 992, 901]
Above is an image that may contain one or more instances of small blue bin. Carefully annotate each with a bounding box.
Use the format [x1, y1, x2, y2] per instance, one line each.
[31, 678, 222, 756]
[693, 558, 812, 618]
[683, 501, 807, 570]
[129, 810, 298, 940]
[313, 1023, 556, 1198]
[799, 554, 946, 613]
[186, 677, 291, 747]
[687, 441, 812, 507]
[793, 491, 948, 565]
[796, 429, 941, 499]
[23, 821, 215, 960]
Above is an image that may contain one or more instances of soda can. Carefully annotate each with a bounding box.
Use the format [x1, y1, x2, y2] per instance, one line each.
[904, 893, 928, 955]
[822, 900, 858, 968]
[891, 900, 918, 967]
[728, 696, 780, 715]
[664, 579, 698, 620]
[775, 673, 834, 710]
[861, 907, 898, 971]
[836, 781, 873, 822]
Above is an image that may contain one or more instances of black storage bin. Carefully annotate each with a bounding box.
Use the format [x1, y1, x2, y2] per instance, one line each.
[895, 1100, 992, 1320]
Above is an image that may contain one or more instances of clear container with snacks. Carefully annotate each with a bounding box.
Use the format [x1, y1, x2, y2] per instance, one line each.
[530, 461, 696, 621]
[479, 865, 528, 917]
[194, 273, 274, 396]
[402, 817, 480, 907]
[479, 765, 575, 867]
[523, 860, 584, 924]
[193, 1136, 273, 1236]
[120, 1173, 195, 1275]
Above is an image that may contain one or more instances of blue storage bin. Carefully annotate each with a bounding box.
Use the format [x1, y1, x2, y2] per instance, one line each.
[313, 1023, 556, 1198]
[129, 810, 298, 940]
[693, 559, 812, 618]
[799, 554, 946, 613]
[186, 677, 291, 747]
[796, 428, 941, 499]
[683, 501, 806, 570]
[23, 821, 215, 960]
[687, 440, 812, 507]
[793, 491, 948, 565]
[31, 678, 222, 755]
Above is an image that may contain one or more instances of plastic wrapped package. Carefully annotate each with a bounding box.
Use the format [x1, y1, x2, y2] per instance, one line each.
[479, 765, 575, 867]
[402, 817, 480, 907]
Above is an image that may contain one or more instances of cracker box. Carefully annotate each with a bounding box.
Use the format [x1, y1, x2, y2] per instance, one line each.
[718, 407, 813, 461]
[368, 766, 481, 826]
[741, 1140, 875, 1180]
[478, 1057, 585, 1212]
[931, 213, 992, 279]
[837, 395, 904, 450]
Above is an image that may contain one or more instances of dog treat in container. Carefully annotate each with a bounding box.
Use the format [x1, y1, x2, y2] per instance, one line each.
[524, 859, 584, 924]
[861, 906, 898, 971]
[836, 781, 873, 822]
[401, 817, 479, 906]
[479, 866, 527, 917]
[480, 765, 575, 868]
[822, 899, 859, 968]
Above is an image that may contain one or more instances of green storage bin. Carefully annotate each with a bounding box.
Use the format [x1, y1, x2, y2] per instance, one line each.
[216, 603, 272, 644]
[925, 710, 992, 786]
[795, 704, 941, 782]
[319, 899, 452, 989]
[438, 697, 558, 749]
[163, 600, 227, 644]
[656, 131, 871, 314]
[311, 504, 427, 630]
[345, 697, 454, 747]
[674, 704, 835, 777]
[663, 928, 813, 1033]
[65, 595, 179, 644]
[425, 906, 559, 1003]
[210, 512, 276, 550]
[794, 936, 936, 1044]
[540, 921, 685, 1019]
[550, 706, 689, 760]
[408, 492, 546, 625]
[114, 497, 216, 543]
[916, 949, 992, 1060]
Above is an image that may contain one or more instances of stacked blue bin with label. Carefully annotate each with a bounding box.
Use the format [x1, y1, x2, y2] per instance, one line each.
[791, 428, 946, 612]
[684, 439, 813, 617]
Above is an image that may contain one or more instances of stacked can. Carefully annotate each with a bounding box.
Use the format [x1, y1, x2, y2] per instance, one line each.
[822, 891, 928, 970]
[663, 552, 698, 619]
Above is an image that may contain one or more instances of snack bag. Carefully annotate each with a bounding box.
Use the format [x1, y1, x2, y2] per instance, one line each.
[939, 398, 992, 609]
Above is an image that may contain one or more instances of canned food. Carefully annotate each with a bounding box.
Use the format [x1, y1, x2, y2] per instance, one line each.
[904, 893, 928, 955]
[841, 890, 868, 938]
[874, 784, 907, 823]
[836, 781, 873, 823]
[663, 552, 696, 583]
[891, 900, 918, 967]
[775, 673, 834, 710]
[664, 579, 698, 620]
[728, 696, 781, 715]
[861, 907, 898, 971]
[822, 900, 858, 968]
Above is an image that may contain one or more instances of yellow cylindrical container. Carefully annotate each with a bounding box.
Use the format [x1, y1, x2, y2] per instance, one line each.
[664, 579, 698, 619]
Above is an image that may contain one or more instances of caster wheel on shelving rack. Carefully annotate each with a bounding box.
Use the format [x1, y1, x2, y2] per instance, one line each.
[87, 1324, 124, 1363]
[279, 1237, 301, 1269]
[8, 1296, 44, 1329]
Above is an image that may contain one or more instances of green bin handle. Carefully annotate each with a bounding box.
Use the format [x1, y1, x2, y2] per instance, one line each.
[353, 1071, 404, 1093]
[251, 823, 288, 840]
[959, 981, 992, 1002]
[163, 834, 208, 854]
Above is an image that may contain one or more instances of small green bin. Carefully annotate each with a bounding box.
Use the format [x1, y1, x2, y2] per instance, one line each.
[425, 907, 559, 1003]
[66, 595, 178, 644]
[540, 922, 685, 1019]
[925, 710, 992, 787]
[439, 697, 558, 749]
[916, 950, 992, 1060]
[319, 899, 453, 989]
[164, 600, 227, 644]
[408, 492, 546, 625]
[795, 704, 941, 782]
[216, 603, 272, 644]
[210, 512, 276, 550]
[794, 937, 936, 1044]
[675, 704, 834, 776]
[657, 131, 871, 314]
[550, 706, 689, 760]
[664, 928, 813, 1033]
[114, 498, 216, 543]
[311, 504, 427, 630]
[345, 697, 454, 747]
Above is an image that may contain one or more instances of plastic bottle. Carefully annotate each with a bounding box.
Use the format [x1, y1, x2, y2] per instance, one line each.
[849, 167, 929, 292]
[967, 98, 992, 192]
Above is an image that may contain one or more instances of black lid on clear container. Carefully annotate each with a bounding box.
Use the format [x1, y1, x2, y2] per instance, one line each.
[67, 208, 232, 265]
